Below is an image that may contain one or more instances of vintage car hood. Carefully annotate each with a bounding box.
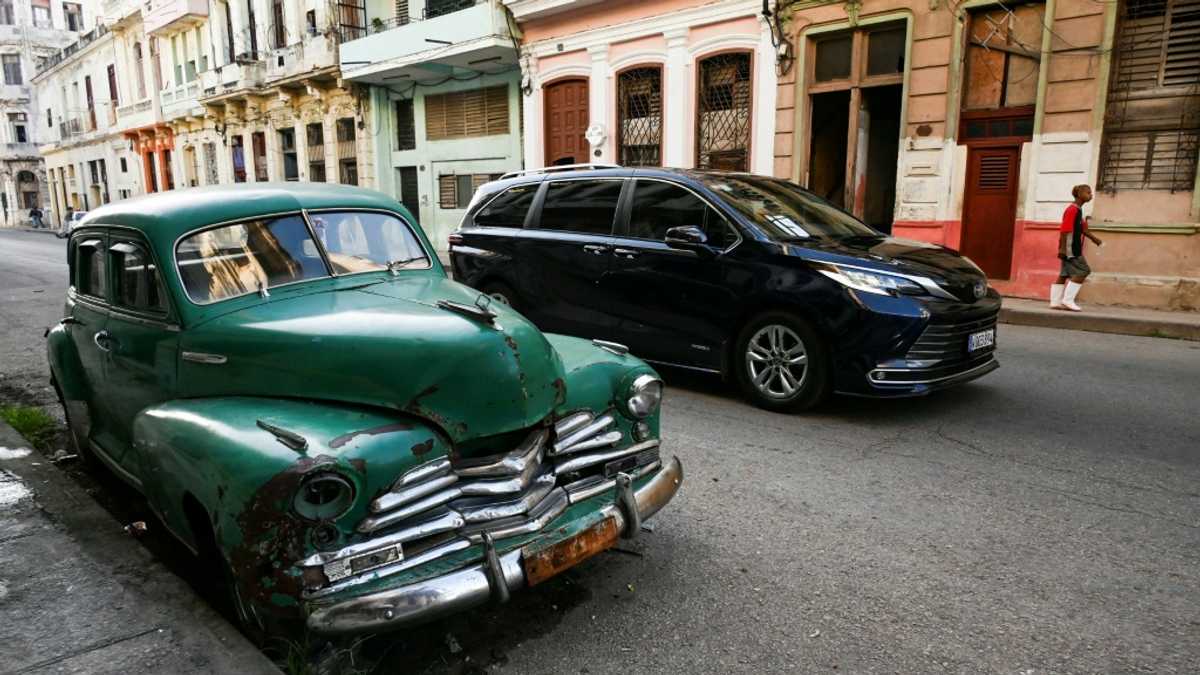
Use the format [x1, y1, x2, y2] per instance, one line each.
[179, 275, 566, 443]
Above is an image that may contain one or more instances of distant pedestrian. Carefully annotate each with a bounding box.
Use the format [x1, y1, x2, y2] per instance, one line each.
[29, 206, 43, 229]
[1050, 184, 1103, 312]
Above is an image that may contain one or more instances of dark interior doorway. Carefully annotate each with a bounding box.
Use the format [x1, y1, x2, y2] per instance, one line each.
[861, 85, 901, 233]
[808, 90, 849, 208]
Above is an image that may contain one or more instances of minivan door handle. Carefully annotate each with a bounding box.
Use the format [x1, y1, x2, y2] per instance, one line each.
[612, 247, 640, 259]
[582, 244, 609, 256]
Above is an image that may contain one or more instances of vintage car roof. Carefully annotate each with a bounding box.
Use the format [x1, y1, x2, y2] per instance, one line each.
[82, 183, 407, 241]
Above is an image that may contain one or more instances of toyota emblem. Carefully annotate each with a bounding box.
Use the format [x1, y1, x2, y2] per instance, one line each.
[973, 280, 987, 299]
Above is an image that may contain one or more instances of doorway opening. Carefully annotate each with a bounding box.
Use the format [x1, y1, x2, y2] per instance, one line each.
[807, 91, 849, 207]
[861, 85, 901, 233]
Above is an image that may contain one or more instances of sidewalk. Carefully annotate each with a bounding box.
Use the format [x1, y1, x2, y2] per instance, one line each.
[0, 421, 280, 674]
[2, 226, 63, 236]
[1000, 297, 1200, 341]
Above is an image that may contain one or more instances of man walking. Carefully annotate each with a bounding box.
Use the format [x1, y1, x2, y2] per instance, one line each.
[1050, 184, 1103, 312]
[29, 206, 43, 229]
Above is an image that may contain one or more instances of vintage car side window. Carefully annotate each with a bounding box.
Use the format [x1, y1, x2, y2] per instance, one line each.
[536, 180, 622, 235]
[309, 211, 429, 275]
[111, 241, 167, 314]
[75, 238, 107, 299]
[176, 215, 329, 303]
[474, 185, 537, 228]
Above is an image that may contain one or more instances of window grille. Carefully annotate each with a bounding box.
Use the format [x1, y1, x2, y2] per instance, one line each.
[696, 52, 752, 171]
[617, 67, 663, 166]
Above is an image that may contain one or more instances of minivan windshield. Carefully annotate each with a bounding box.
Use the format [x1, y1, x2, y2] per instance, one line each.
[696, 175, 880, 241]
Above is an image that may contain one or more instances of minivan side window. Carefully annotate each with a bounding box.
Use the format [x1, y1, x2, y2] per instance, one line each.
[474, 185, 537, 228]
[536, 180, 622, 235]
[75, 238, 106, 299]
[628, 180, 737, 249]
[111, 241, 167, 314]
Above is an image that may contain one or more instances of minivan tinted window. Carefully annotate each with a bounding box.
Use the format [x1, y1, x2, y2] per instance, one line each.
[697, 175, 878, 240]
[475, 184, 537, 228]
[627, 179, 737, 248]
[537, 180, 622, 235]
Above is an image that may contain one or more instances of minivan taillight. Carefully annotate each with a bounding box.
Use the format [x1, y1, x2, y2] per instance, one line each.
[448, 233, 464, 246]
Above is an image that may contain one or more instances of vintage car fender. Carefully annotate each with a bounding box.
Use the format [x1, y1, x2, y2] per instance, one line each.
[129, 337, 657, 618]
[45, 321, 88, 403]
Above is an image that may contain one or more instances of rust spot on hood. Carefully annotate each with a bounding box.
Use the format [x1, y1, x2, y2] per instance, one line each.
[329, 421, 413, 449]
[411, 438, 434, 457]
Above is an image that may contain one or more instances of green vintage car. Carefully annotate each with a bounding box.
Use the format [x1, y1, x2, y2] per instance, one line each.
[46, 183, 682, 636]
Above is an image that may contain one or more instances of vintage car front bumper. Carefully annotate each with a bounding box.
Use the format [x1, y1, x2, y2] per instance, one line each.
[305, 455, 683, 635]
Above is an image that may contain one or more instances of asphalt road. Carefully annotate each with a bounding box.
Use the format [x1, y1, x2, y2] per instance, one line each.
[2, 228, 1198, 674]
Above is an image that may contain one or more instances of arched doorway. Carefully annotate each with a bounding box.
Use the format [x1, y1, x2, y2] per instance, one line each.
[543, 78, 589, 166]
[16, 170, 38, 208]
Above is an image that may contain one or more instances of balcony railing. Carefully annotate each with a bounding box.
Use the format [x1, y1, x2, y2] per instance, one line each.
[37, 24, 109, 75]
[117, 99, 153, 117]
[338, 0, 481, 42]
[59, 118, 83, 140]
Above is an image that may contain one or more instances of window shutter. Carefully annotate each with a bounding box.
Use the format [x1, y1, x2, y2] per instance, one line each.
[438, 175, 456, 208]
[394, 0, 409, 25]
[1100, 0, 1200, 192]
[424, 86, 509, 140]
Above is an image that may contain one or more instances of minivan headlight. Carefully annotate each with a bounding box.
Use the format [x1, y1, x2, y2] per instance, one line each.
[814, 263, 925, 297]
[626, 374, 663, 419]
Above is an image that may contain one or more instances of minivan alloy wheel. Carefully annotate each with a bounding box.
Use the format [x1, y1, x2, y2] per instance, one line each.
[745, 325, 808, 399]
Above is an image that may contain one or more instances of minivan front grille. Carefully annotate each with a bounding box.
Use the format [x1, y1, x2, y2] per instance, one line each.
[303, 410, 661, 597]
[905, 314, 998, 363]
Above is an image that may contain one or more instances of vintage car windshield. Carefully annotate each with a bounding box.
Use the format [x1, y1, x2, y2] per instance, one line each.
[309, 211, 430, 275]
[176, 215, 330, 304]
[697, 175, 879, 241]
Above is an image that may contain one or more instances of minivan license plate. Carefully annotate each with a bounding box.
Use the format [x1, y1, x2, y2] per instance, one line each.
[967, 328, 995, 352]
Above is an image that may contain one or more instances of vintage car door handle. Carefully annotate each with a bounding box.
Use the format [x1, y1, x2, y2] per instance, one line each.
[612, 248, 640, 259]
[93, 330, 115, 353]
[582, 244, 609, 256]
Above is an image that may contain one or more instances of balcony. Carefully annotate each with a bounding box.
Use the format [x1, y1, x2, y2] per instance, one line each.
[339, 0, 517, 83]
[161, 81, 203, 120]
[144, 0, 209, 37]
[0, 142, 39, 159]
[116, 98, 162, 131]
[502, 0, 604, 21]
[265, 33, 337, 84]
[101, 0, 143, 26]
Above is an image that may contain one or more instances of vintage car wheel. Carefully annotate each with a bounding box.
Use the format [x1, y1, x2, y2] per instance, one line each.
[53, 380, 97, 467]
[187, 507, 272, 645]
[733, 312, 830, 412]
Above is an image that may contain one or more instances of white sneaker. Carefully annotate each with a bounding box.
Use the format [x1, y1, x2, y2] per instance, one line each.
[1049, 283, 1065, 309]
[1061, 300, 1082, 312]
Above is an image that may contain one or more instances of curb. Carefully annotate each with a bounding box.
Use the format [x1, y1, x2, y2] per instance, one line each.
[2, 227, 64, 237]
[0, 419, 281, 674]
[999, 303, 1200, 341]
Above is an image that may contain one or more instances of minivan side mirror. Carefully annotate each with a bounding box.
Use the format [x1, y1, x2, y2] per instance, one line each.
[664, 225, 708, 252]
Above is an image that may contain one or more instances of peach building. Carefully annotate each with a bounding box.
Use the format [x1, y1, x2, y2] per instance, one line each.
[506, 0, 778, 174]
[772, 0, 1199, 310]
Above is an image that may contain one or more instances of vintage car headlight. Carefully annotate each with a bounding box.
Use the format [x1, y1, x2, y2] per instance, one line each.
[626, 374, 663, 419]
[814, 262, 925, 297]
[294, 473, 355, 521]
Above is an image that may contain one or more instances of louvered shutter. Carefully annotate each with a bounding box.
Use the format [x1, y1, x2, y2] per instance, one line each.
[424, 86, 509, 140]
[438, 175, 457, 208]
[1100, 0, 1200, 192]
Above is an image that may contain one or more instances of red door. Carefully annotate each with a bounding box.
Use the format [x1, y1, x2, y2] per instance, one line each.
[544, 79, 589, 166]
[960, 146, 1020, 279]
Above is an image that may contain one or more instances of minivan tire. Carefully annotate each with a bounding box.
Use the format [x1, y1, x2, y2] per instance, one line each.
[480, 281, 521, 311]
[733, 312, 831, 412]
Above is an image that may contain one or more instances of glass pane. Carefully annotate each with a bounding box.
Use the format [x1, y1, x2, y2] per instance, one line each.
[988, 119, 1011, 137]
[117, 248, 145, 308]
[474, 185, 536, 228]
[176, 216, 329, 303]
[866, 25, 905, 76]
[814, 35, 852, 81]
[310, 211, 429, 275]
[628, 181, 711, 241]
[537, 180, 622, 235]
[1012, 116, 1034, 136]
[965, 120, 987, 138]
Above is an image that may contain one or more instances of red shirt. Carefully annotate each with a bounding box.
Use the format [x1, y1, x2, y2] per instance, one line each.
[1060, 203, 1087, 232]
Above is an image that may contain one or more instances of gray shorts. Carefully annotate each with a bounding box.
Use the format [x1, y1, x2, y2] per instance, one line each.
[1060, 255, 1090, 279]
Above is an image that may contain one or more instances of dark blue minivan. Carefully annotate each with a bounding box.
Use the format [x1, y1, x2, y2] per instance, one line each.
[450, 165, 999, 412]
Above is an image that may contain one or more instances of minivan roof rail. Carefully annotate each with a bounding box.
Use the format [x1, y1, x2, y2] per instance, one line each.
[499, 163, 622, 180]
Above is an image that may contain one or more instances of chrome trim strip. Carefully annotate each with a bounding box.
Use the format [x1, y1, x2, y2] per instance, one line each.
[358, 487, 464, 533]
[553, 440, 659, 475]
[553, 413, 616, 455]
[454, 431, 545, 478]
[554, 430, 622, 455]
[462, 487, 570, 543]
[455, 474, 557, 524]
[89, 439, 143, 490]
[394, 457, 452, 488]
[642, 358, 723, 375]
[591, 339, 629, 356]
[553, 411, 593, 438]
[867, 358, 998, 386]
[181, 351, 227, 365]
[563, 460, 660, 504]
[303, 510, 465, 567]
[305, 537, 474, 600]
[371, 473, 459, 513]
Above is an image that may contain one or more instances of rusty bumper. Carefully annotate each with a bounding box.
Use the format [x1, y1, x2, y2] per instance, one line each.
[305, 455, 683, 635]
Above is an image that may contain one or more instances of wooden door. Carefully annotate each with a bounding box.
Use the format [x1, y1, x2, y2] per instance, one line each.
[960, 146, 1019, 279]
[544, 79, 589, 166]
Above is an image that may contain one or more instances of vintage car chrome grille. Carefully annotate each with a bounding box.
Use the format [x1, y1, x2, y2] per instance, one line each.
[303, 410, 660, 596]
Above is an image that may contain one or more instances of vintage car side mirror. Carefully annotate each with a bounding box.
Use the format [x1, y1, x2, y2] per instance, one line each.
[664, 225, 709, 253]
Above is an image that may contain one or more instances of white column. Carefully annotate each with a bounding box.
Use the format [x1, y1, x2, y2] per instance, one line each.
[753, 17, 779, 176]
[522, 55, 540, 169]
[664, 28, 689, 167]
[587, 44, 609, 163]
